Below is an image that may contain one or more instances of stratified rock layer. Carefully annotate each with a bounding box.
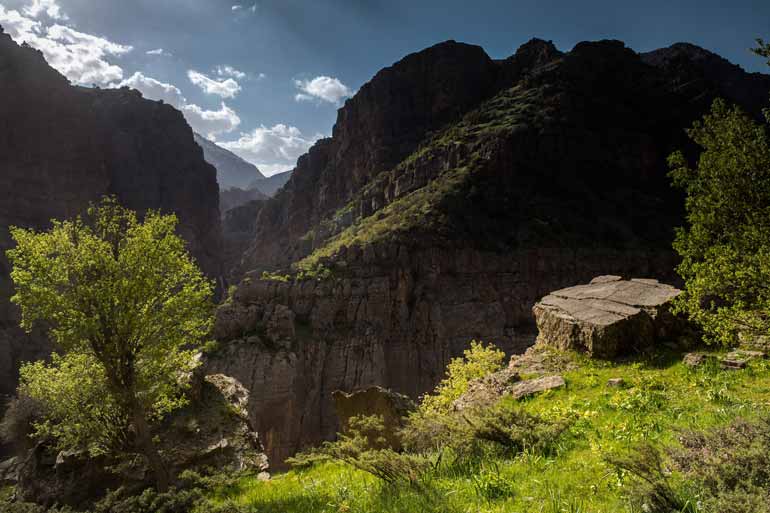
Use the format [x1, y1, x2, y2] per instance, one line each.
[0, 29, 222, 402]
[533, 276, 682, 357]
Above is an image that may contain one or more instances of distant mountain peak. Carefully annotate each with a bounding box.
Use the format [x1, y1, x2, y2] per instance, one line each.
[193, 133, 265, 189]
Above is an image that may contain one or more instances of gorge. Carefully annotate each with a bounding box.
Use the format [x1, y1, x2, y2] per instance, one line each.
[2, 24, 770, 471]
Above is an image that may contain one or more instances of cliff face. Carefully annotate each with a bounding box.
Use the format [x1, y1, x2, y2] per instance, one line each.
[211, 38, 770, 466]
[0, 29, 223, 401]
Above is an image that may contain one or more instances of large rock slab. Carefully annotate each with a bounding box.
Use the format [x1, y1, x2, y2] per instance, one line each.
[533, 276, 683, 358]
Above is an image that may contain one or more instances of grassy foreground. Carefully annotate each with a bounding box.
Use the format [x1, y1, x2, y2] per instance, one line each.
[198, 349, 770, 513]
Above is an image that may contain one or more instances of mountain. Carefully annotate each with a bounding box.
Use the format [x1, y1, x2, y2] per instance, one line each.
[219, 186, 268, 216]
[0, 26, 223, 430]
[209, 38, 770, 465]
[194, 133, 265, 190]
[248, 170, 293, 197]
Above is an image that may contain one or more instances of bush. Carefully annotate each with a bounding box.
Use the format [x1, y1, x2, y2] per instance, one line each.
[401, 399, 569, 468]
[610, 417, 770, 513]
[419, 341, 505, 415]
[288, 415, 431, 489]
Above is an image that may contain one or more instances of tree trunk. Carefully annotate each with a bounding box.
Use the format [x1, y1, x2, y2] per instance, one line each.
[131, 406, 170, 492]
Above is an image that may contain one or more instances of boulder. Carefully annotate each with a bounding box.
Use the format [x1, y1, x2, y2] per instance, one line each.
[509, 375, 566, 399]
[453, 367, 521, 411]
[332, 386, 415, 450]
[683, 352, 712, 368]
[532, 276, 683, 358]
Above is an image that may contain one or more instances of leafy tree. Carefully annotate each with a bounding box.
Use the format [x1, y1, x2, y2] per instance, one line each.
[669, 43, 770, 345]
[8, 197, 214, 491]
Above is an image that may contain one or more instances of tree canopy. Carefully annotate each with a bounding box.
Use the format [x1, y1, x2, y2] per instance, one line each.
[8, 197, 214, 490]
[669, 42, 770, 346]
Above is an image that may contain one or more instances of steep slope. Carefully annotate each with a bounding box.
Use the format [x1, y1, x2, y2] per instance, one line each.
[220, 186, 269, 216]
[194, 133, 265, 190]
[0, 28, 223, 410]
[210, 38, 770, 466]
[247, 170, 293, 197]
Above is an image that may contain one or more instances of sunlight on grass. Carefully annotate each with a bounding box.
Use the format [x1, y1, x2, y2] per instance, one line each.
[199, 351, 770, 513]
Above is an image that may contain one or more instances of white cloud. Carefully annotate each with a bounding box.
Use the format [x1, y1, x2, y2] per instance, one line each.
[215, 65, 246, 80]
[219, 124, 321, 172]
[23, 0, 67, 20]
[146, 48, 171, 57]
[294, 75, 353, 105]
[116, 72, 185, 108]
[187, 69, 241, 99]
[113, 72, 240, 138]
[231, 4, 242, 11]
[181, 103, 241, 138]
[0, 5, 132, 85]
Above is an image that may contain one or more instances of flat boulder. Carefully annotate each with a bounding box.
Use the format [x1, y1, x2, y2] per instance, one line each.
[533, 276, 683, 358]
[332, 386, 415, 450]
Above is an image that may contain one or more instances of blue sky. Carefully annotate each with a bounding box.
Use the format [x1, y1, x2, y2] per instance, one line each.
[1, 0, 768, 175]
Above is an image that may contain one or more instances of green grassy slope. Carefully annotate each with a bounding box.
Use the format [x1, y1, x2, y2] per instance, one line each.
[200, 349, 770, 513]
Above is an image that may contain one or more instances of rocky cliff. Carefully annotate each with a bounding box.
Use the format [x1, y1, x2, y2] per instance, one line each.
[211, 38, 770, 466]
[0, 27, 223, 406]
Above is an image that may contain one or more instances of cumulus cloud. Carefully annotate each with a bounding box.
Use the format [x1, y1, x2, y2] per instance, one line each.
[113, 72, 240, 138]
[294, 75, 353, 104]
[0, 4, 132, 85]
[146, 48, 171, 57]
[219, 124, 321, 172]
[116, 72, 185, 108]
[187, 70, 241, 99]
[23, 0, 67, 20]
[215, 65, 246, 80]
[181, 103, 241, 138]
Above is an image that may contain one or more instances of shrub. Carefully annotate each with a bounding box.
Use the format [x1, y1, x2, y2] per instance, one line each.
[419, 341, 505, 414]
[288, 415, 431, 488]
[610, 417, 770, 513]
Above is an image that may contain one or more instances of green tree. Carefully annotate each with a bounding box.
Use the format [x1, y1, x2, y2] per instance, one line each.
[7, 197, 214, 491]
[669, 43, 770, 345]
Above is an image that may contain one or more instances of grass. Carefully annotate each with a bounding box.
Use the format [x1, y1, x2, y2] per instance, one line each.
[198, 349, 770, 513]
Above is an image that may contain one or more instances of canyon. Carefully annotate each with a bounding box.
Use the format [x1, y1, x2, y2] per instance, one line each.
[210, 39, 770, 466]
[2, 23, 770, 470]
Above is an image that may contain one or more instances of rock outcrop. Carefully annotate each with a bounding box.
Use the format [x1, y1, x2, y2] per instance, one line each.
[12, 374, 267, 508]
[211, 38, 767, 465]
[533, 276, 683, 358]
[0, 28, 223, 415]
[332, 386, 415, 450]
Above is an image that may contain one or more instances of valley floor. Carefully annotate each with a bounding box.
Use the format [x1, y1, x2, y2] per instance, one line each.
[199, 347, 770, 513]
